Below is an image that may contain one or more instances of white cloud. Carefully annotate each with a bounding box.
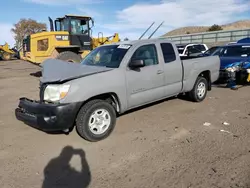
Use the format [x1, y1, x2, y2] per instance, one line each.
[77, 8, 102, 20]
[23, 0, 102, 5]
[0, 23, 15, 47]
[102, 0, 250, 39]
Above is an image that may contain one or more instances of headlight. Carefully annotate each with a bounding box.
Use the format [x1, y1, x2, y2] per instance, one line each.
[43, 84, 70, 102]
[226, 66, 239, 72]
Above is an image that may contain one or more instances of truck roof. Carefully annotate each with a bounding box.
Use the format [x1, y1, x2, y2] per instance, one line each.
[225, 43, 250, 47]
[176, 43, 205, 46]
[105, 38, 174, 46]
[56, 14, 91, 20]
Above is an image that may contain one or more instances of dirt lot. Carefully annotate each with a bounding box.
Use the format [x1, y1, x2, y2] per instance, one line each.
[0, 60, 250, 188]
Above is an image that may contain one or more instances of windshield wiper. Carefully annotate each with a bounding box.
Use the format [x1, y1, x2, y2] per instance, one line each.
[105, 65, 116, 68]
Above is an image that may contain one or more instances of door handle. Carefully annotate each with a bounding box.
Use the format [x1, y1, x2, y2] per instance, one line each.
[157, 70, 164, 74]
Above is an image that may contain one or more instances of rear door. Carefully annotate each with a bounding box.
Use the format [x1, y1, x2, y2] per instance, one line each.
[126, 44, 165, 109]
[159, 43, 183, 96]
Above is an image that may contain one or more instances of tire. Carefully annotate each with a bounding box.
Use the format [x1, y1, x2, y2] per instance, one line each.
[189, 76, 208, 102]
[56, 51, 82, 63]
[76, 99, 117, 142]
[2, 52, 11, 61]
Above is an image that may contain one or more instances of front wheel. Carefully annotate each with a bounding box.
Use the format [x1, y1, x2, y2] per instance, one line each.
[76, 99, 117, 142]
[2, 52, 11, 61]
[189, 76, 208, 102]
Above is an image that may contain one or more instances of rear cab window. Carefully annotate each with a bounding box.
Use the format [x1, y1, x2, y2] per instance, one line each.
[160, 43, 176, 63]
[193, 44, 206, 51]
[176, 45, 185, 54]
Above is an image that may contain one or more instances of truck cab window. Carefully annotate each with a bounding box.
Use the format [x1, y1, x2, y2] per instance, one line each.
[70, 19, 88, 35]
[55, 21, 61, 31]
[160, 43, 176, 63]
[61, 19, 69, 31]
[186, 46, 202, 54]
[194, 45, 206, 51]
[131, 44, 158, 66]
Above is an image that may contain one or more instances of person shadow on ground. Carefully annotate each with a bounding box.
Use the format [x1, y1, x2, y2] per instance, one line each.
[42, 146, 91, 188]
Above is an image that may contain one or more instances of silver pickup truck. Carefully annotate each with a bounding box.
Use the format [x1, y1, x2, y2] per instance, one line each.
[15, 38, 220, 142]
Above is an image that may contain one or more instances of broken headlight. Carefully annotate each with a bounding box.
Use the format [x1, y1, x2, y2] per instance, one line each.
[43, 84, 70, 102]
[225, 65, 240, 72]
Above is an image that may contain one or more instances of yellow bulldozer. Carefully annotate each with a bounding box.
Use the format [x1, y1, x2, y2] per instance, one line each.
[20, 14, 120, 64]
[0, 43, 16, 61]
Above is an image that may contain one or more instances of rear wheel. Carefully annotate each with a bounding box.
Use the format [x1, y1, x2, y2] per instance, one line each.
[56, 51, 82, 63]
[76, 99, 117, 142]
[2, 52, 11, 61]
[189, 76, 208, 102]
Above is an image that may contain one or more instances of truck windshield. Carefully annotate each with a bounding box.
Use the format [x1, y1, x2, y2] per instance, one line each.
[81, 44, 131, 68]
[203, 46, 220, 55]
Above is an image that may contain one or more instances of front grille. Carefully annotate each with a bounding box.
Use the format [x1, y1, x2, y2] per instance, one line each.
[17, 107, 36, 118]
[219, 70, 230, 78]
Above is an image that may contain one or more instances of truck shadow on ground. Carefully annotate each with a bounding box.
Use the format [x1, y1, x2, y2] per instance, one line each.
[212, 83, 250, 90]
[42, 146, 91, 188]
[120, 95, 182, 117]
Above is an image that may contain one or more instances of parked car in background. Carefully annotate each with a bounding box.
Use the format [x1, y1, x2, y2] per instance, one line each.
[237, 37, 250, 44]
[210, 43, 250, 82]
[198, 46, 221, 57]
[176, 43, 208, 57]
[226, 42, 237, 45]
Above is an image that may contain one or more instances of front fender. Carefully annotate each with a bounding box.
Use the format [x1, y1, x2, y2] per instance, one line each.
[60, 69, 128, 112]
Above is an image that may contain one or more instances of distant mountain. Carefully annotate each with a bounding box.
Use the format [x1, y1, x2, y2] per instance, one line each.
[163, 20, 250, 37]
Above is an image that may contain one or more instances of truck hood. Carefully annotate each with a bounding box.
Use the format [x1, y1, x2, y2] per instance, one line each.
[220, 57, 248, 69]
[40, 58, 114, 84]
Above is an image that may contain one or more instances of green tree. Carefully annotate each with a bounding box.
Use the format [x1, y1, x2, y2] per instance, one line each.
[11, 18, 47, 49]
[207, 24, 223, 32]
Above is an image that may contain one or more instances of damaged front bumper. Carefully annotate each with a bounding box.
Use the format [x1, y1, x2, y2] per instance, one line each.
[15, 97, 81, 132]
[218, 70, 232, 83]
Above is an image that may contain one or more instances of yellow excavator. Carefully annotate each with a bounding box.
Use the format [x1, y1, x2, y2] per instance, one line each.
[0, 43, 16, 61]
[20, 14, 120, 64]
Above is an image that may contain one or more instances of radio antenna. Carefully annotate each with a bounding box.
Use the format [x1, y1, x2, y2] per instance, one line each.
[138, 22, 155, 40]
[148, 21, 164, 39]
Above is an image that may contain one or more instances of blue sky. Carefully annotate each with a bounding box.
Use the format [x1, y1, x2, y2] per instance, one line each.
[1, 0, 250, 46]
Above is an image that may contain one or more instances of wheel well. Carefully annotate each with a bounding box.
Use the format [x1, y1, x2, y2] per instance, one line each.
[83, 93, 121, 113]
[199, 70, 211, 90]
[55, 47, 80, 54]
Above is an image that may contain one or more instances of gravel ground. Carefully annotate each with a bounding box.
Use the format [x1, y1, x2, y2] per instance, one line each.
[0, 60, 250, 188]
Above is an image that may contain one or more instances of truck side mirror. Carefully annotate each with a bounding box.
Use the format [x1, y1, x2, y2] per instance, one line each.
[129, 59, 145, 68]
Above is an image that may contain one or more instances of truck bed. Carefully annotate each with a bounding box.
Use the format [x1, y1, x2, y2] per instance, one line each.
[180, 55, 220, 92]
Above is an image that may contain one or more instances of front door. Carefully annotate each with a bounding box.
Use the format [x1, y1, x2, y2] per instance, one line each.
[69, 18, 92, 51]
[126, 44, 165, 109]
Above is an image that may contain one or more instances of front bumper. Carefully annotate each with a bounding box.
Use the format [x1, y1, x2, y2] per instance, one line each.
[218, 70, 230, 82]
[15, 97, 81, 132]
[218, 69, 248, 84]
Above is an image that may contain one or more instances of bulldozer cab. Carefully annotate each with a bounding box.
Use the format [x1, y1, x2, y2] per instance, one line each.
[52, 15, 94, 51]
